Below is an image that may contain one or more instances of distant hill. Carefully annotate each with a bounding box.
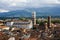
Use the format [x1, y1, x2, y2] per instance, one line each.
[0, 7, 60, 17]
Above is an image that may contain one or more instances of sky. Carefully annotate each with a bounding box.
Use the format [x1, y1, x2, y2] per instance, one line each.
[0, 0, 60, 12]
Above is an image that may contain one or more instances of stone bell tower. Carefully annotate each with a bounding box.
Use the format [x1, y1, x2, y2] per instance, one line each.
[32, 11, 36, 26]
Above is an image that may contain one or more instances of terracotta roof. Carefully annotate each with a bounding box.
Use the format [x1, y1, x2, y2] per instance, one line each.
[0, 26, 8, 29]
[0, 32, 9, 40]
[11, 20, 29, 22]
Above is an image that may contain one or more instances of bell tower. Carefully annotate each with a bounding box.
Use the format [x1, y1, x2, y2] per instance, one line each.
[32, 11, 36, 26]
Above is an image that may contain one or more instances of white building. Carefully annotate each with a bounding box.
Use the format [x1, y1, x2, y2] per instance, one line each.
[5, 20, 33, 29]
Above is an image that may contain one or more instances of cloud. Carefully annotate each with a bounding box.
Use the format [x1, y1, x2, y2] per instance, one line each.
[56, 0, 60, 4]
[0, 0, 60, 11]
[0, 9, 9, 13]
[9, 3, 17, 6]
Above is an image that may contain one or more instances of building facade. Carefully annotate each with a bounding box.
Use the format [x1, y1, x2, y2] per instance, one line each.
[5, 20, 33, 29]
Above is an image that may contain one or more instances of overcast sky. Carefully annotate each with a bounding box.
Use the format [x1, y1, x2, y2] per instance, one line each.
[0, 0, 60, 12]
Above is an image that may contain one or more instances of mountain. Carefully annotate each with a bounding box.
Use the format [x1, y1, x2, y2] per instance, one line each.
[0, 10, 32, 17]
[0, 7, 60, 17]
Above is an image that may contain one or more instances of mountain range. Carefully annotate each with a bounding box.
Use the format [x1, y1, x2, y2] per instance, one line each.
[0, 7, 60, 17]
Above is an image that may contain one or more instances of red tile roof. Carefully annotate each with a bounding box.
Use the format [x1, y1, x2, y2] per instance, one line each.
[0, 26, 8, 29]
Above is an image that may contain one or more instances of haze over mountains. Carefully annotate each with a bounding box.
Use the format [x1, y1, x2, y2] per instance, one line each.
[0, 7, 60, 17]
